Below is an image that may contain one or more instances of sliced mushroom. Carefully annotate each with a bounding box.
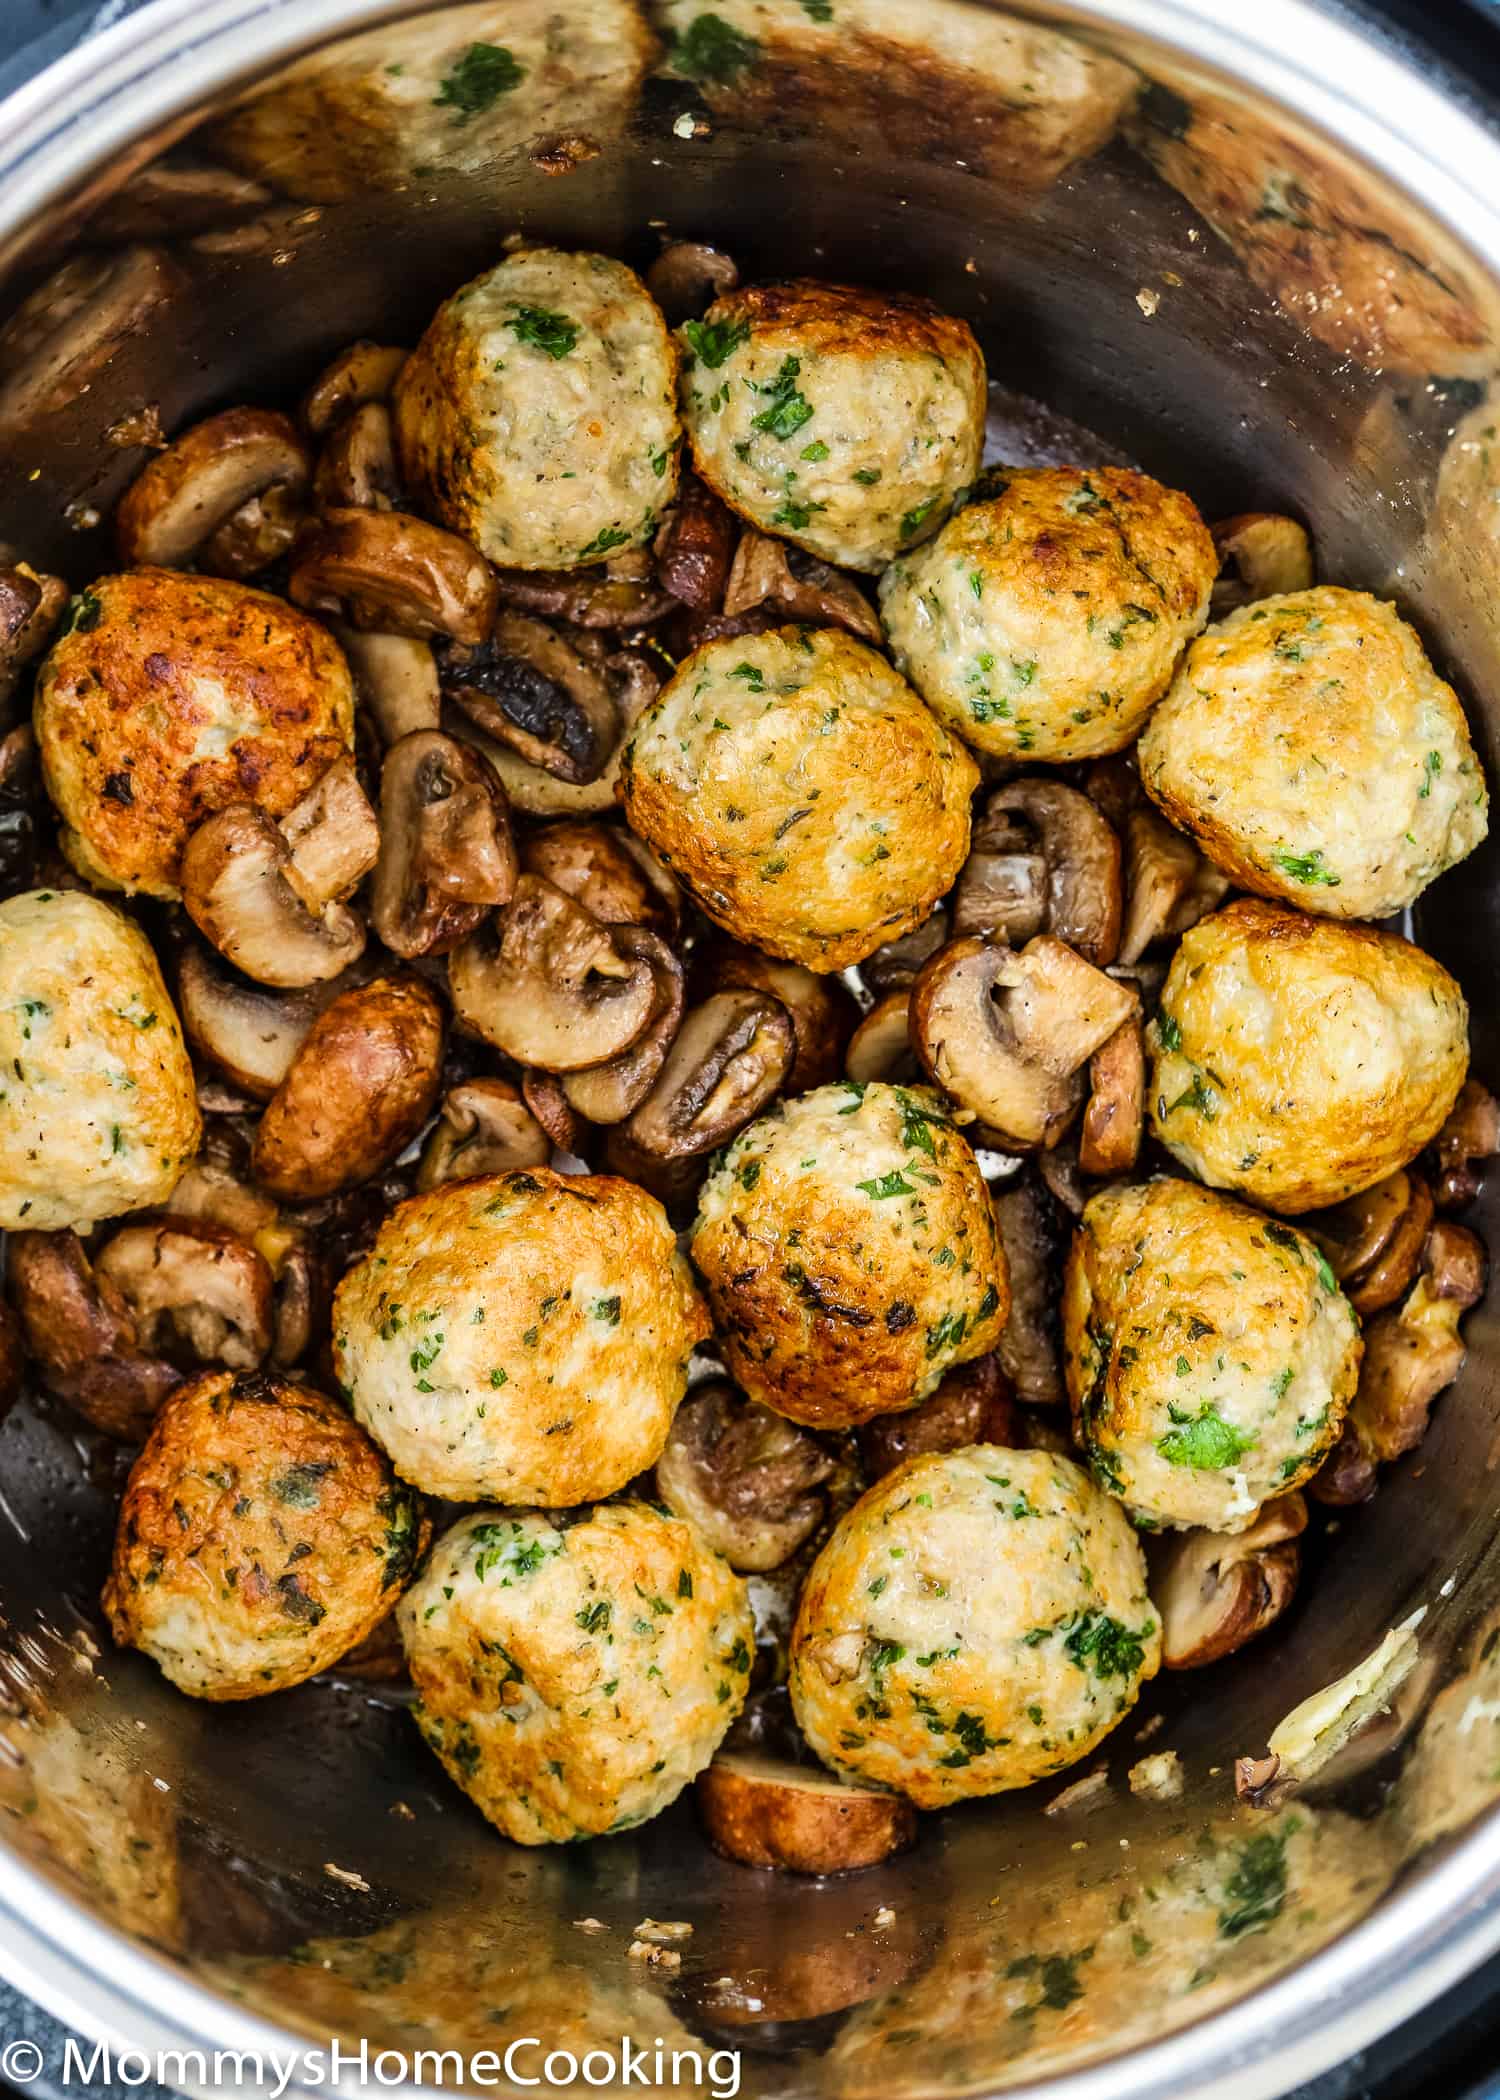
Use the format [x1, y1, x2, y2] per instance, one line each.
[521, 1067, 584, 1153]
[1306, 1169, 1435, 1317]
[371, 730, 516, 959]
[0, 245, 180, 437]
[1431, 1078, 1500, 1210]
[844, 993, 919, 1086]
[115, 407, 312, 570]
[698, 1752, 917, 1876]
[446, 645, 657, 816]
[655, 474, 735, 610]
[417, 1078, 550, 1189]
[858, 1354, 1017, 1481]
[289, 507, 498, 642]
[991, 1178, 1067, 1407]
[1117, 803, 1231, 966]
[1210, 512, 1315, 617]
[280, 754, 382, 907]
[703, 942, 856, 1093]
[1155, 1493, 1308, 1669]
[441, 613, 620, 783]
[300, 341, 407, 437]
[646, 240, 739, 323]
[1078, 1015, 1144, 1176]
[600, 1123, 710, 1220]
[167, 1124, 280, 1245]
[859, 910, 950, 998]
[0, 564, 68, 712]
[657, 1380, 835, 1571]
[624, 990, 795, 1159]
[269, 1238, 329, 1370]
[251, 974, 445, 1201]
[201, 480, 306, 580]
[313, 400, 401, 511]
[176, 944, 347, 1098]
[448, 874, 658, 1071]
[955, 781, 1122, 967]
[0, 723, 41, 894]
[338, 628, 441, 747]
[6, 1230, 180, 1440]
[561, 930, 686, 1124]
[94, 1221, 273, 1371]
[1038, 1139, 1087, 1218]
[490, 562, 676, 631]
[911, 936, 1138, 1150]
[722, 528, 883, 645]
[522, 819, 680, 936]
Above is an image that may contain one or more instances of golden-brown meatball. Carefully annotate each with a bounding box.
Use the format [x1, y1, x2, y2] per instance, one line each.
[394, 248, 679, 570]
[1139, 587, 1488, 920]
[789, 1447, 1159, 1804]
[103, 1369, 425, 1700]
[34, 570, 353, 898]
[1149, 899, 1470, 1213]
[678, 279, 985, 573]
[878, 466, 1216, 761]
[398, 1502, 753, 1843]
[690, 1081, 1008, 1427]
[620, 626, 977, 971]
[1063, 1179, 1359, 1530]
[0, 889, 200, 1231]
[334, 1169, 709, 1503]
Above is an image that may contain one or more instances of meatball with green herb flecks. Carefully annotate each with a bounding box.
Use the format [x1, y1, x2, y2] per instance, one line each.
[1062, 1179, 1360, 1532]
[690, 1081, 1008, 1429]
[789, 1447, 1159, 1804]
[103, 1369, 426, 1700]
[399, 1502, 753, 1844]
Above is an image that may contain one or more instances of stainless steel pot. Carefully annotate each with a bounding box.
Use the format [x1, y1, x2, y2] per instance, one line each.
[3, 3, 1500, 2094]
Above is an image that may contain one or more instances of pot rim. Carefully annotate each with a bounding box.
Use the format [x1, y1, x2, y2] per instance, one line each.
[3, 2, 1500, 2095]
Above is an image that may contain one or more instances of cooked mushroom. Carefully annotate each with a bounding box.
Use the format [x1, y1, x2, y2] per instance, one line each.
[202, 481, 306, 580]
[94, 1220, 273, 1370]
[371, 730, 516, 959]
[0, 564, 68, 712]
[522, 819, 680, 936]
[87, 157, 272, 241]
[1038, 1139, 1087, 1218]
[1210, 512, 1315, 617]
[859, 910, 950, 998]
[1431, 1078, 1500, 1210]
[251, 974, 445, 1201]
[697, 1753, 916, 1876]
[991, 1177, 1067, 1407]
[417, 1078, 550, 1189]
[445, 645, 658, 817]
[313, 400, 401, 511]
[166, 1123, 280, 1245]
[845, 993, 920, 1086]
[1078, 1015, 1145, 1177]
[521, 1067, 584, 1153]
[657, 1380, 835, 1570]
[0, 245, 180, 437]
[176, 943, 348, 1098]
[289, 507, 498, 641]
[6, 1229, 180, 1439]
[1116, 803, 1231, 966]
[858, 1354, 1017, 1481]
[911, 935, 1138, 1150]
[448, 874, 658, 1071]
[1154, 1493, 1308, 1669]
[115, 407, 312, 570]
[600, 1122, 710, 1220]
[646, 239, 739, 323]
[703, 942, 856, 1093]
[338, 628, 441, 747]
[441, 613, 620, 784]
[0, 723, 41, 895]
[655, 474, 736, 610]
[490, 561, 676, 631]
[623, 990, 795, 1159]
[1307, 1169, 1435, 1317]
[300, 341, 407, 438]
[561, 930, 686, 1125]
[181, 758, 378, 987]
[722, 528, 883, 645]
[268, 1238, 329, 1370]
[954, 781, 1122, 967]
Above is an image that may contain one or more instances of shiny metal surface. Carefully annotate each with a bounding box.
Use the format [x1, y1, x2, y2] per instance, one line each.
[3, 2, 1500, 2095]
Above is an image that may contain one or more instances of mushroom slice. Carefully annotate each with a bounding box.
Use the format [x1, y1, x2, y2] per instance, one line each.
[646, 239, 739, 323]
[523, 819, 680, 936]
[846, 992, 921, 1087]
[991, 1178, 1067, 1407]
[94, 1220, 273, 1371]
[301, 341, 407, 437]
[0, 723, 42, 895]
[201, 480, 307, 580]
[624, 990, 795, 1159]
[1038, 1138, 1087, 1219]
[911, 936, 1138, 1150]
[339, 628, 442, 747]
[313, 399, 401, 511]
[600, 1123, 709, 1220]
[269, 1239, 328, 1370]
[0, 245, 179, 436]
[115, 408, 312, 570]
[722, 527, 883, 645]
[444, 645, 655, 816]
[1116, 804, 1230, 966]
[176, 944, 342, 1098]
[957, 781, 1122, 967]
[562, 930, 686, 1125]
[703, 941, 856, 1093]
[490, 564, 675, 631]
[289, 507, 498, 642]
[655, 475, 735, 610]
[442, 613, 620, 784]
[1156, 1493, 1308, 1669]
[1306, 1169, 1435, 1318]
[6, 1229, 180, 1440]
[1431, 1078, 1500, 1211]
[372, 730, 516, 959]
[1078, 1015, 1145, 1177]
[858, 1354, 1017, 1481]
[522, 1068, 584, 1153]
[279, 755, 382, 910]
[167, 1129, 281, 1247]
[417, 1078, 550, 1189]
[448, 874, 658, 1071]
[657, 1380, 835, 1571]
[859, 910, 950, 998]
[0, 564, 68, 710]
[698, 1753, 916, 1876]
[1210, 512, 1315, 617]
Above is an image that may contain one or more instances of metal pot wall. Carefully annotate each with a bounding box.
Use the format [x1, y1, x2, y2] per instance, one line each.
[2, 3, 1500, 2095]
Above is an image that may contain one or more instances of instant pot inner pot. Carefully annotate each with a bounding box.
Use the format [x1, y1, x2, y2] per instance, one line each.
[2, 3, 1500, 2093]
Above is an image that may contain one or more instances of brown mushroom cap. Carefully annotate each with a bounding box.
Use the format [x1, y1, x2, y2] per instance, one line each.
[955, 780, 1122, 966]
[489, 560, 676, 632]
[1210, 512, 1315, 616]
[1078, 1014, 1145, 1177]
[522, 818, 680, 937]
[115, 407, 312, 571]
[6, 1229, 181, 1439]
[560, 929, 686, 1125]
[646, 240, 739, 323]
[656, 1379, 835, 1571]
[991, 1177, 1067, 1407]
[1306, 1169, 1435, 1317]
[654, 474, 736, 612]
[289, 506, 498, 642]
[697, 1752, 917, 1876]
[94, 1220, 273, 1371]
[442, 613, 621, 784]
[702, 941, 856, 1093]
[1431, 1078, 1500, 1210]
[339, 627, 442, 749]
[1155, 1493, 1307, 1669]
[251, 974, 445, 1201]
[858, 1354, 1017, 1481]
[845, 992, 922, 1087]
[313, 399, 401, 511]
[0, 563, 68, 709]
[858, 909, 950, 998]
[417, 1077, 550, 1190]
[520, 1067, 584, 1154]
[176, 943, 349, 1099]
[623, 990, 795, 1160]
[1116, 803, 1230, 966]
[447, 874, 658, 1071]
[300, 341, 407, 438]
[722, 527, 883, 645]
[0, 722, 41, 893]
[371, 730, 516, 960]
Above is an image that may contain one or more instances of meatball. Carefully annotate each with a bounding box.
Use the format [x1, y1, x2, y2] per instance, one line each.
[690, 1081, 1008, 1428]
[397, 1501, 753, 1843]
[878, 465, 1216, 761]
[1149, 899, 1470, 1213]
[678, 279, 985, 573]
[394, 248, 679, 570]
[34, 570, 354, 898]
[1063, 1180, 1359, 1531]
[0, 889, 200, 1231]
[620, 627, 977, 971]
[1138, 587, 1488, 920]
[789, 1447, 1159, 1804]
[103, 1368, 425, 1700]
[333, 1168, 709, 1502]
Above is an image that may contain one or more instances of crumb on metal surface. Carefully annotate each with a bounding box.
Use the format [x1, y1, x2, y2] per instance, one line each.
[634, 1918, 693, 1943]
[324, 1862, 371, 1892]
[1046, 1767, 1111, 1816]
[1128, 1750, 1183, 1801]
